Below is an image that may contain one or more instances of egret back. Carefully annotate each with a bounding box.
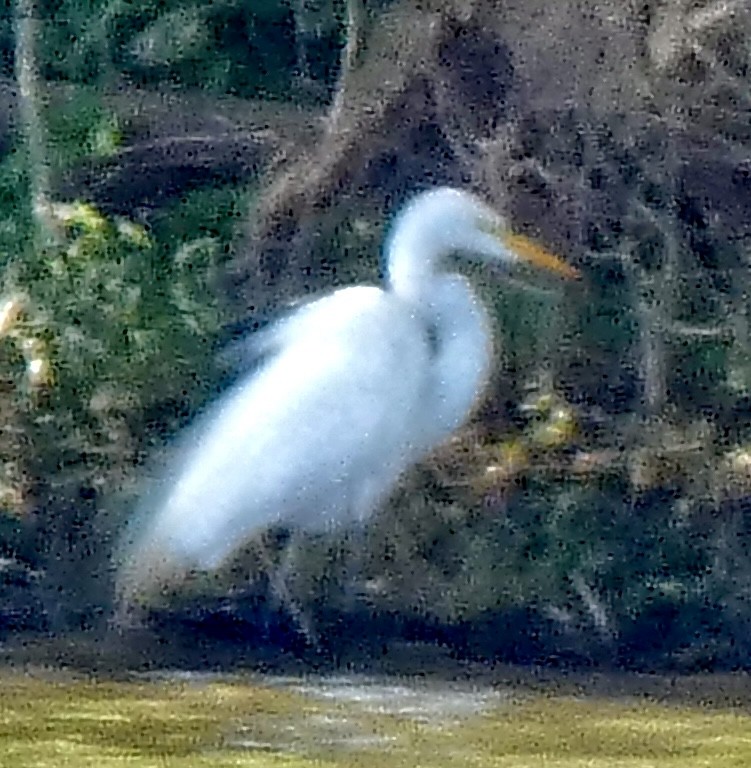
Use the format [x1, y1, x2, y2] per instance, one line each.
[117, 286, 436, 598]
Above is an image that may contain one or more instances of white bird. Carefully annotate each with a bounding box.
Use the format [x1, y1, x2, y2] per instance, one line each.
[114, 187, 576, 616]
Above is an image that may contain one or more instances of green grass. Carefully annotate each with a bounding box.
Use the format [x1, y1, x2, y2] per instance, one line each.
[2, 669, 751, 767]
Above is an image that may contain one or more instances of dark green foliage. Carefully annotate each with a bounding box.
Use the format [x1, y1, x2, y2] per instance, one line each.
[0, 135, 249, 620]
[1, 0, 343, 98]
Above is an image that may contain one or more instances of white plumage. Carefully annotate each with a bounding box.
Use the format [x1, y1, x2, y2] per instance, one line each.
[115, 187, 575, 609]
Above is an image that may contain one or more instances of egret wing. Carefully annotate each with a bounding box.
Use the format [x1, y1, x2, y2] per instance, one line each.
[124, 286, 432, 580]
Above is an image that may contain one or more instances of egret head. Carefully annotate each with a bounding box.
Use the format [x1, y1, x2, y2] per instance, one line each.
[386, 187, 577, 297]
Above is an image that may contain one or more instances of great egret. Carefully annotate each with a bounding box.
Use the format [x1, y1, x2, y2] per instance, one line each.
[115, 187, 576, 615]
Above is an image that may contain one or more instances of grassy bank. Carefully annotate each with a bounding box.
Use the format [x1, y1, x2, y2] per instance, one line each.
[2, 668, 751, 767]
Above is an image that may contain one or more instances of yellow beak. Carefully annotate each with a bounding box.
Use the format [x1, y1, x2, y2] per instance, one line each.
[502, 232, 580, 280]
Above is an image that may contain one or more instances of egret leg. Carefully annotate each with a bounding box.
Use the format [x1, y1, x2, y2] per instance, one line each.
[269, 531, 320, 647]
[340, 523, 370, 608]
[269, 526, 370, 652]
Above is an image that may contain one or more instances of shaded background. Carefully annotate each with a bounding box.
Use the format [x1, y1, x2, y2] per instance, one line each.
[1, 0, 751, 672]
